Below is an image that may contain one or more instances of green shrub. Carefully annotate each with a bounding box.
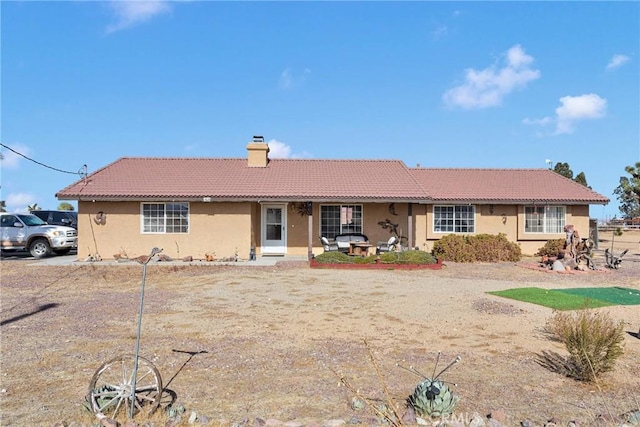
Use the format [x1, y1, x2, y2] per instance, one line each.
[544, 309, 625, 382]
[432, 233, 521, 262]
[535, 239, 566, 257]
[379, 250, 437, 264]
[314, 250, 437, 265]
[314, 251, 355, 264]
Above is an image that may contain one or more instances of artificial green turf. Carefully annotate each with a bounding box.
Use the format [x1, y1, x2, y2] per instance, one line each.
[487, 287, 615, 310]
[553, 287, 640, 305]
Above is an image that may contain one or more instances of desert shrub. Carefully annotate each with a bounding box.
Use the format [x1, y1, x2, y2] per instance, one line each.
[432, 235, 473, 262]
[544, 309, 625, 382]
[432, 233, 521, 262]
[535, 239, 566, 257]
[465, 234, 522, 262]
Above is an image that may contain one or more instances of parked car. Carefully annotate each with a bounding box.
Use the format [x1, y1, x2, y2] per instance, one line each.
[0, 213, 78, 258]
[31, 210, 78, 229]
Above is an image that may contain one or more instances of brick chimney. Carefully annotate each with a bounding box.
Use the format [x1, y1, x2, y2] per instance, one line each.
[246, 135, 269, 167]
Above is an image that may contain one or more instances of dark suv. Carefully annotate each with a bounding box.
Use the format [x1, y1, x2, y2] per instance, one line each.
[32, 210, 78, 229]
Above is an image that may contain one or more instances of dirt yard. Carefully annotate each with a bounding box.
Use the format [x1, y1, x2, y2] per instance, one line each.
[1, 232, 639, 426]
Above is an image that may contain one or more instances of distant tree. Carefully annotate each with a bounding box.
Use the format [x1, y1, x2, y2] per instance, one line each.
[552, 162, 590, 188]
[553, 162, 574, 179]
[614, 162, 640, 219]
[58, 202, 75, 211]
[27, 203, 40, 212]
[574, 172, 591, 188]
[0, 201, 6, 213]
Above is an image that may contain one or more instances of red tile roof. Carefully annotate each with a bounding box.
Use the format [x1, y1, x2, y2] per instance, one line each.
[56, 157, 428, 202]
[56, 158, 609, 205]
[409, 168, 609, 204]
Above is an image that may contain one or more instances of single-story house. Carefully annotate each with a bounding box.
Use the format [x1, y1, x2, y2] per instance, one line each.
[56, 138, 609, 260]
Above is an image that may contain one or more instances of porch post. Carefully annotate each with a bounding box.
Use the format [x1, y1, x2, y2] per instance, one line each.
[307, 202, 313, 260]
[408, 203, 413, 249]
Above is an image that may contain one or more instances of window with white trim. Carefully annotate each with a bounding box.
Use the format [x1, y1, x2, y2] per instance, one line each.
[142, 202, 189, 233]
[433, 205, 475, 233]
[320, 205, 362, 239]
[525, 206, 565, 233]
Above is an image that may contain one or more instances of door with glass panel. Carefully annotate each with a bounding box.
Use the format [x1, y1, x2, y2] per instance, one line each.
[261, 204, 286, 254]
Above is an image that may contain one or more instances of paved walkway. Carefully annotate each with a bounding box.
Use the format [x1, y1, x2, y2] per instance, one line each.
[28, 253, 310, 267]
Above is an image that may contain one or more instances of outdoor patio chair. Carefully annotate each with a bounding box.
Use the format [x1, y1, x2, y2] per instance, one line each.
[376, 236, 399, 253]
[320, 236, 339, 252]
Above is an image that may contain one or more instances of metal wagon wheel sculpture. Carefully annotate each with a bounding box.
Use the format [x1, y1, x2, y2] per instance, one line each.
[88, 354, 163, 418]
[87, 247, 164, 421]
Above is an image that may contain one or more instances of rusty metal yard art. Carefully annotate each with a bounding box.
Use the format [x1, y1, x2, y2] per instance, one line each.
[564, 225, 597, 270]
[604, 230, 630, 269]
[87, 247, 164, 421]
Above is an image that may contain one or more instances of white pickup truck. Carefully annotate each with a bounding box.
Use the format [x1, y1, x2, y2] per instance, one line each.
[0, 213, 78, 258]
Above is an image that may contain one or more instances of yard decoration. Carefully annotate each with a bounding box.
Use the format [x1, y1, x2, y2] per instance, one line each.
[563, 225, 596, 270]
[604, 248, 629, 269]
[86, 247, 164, 421]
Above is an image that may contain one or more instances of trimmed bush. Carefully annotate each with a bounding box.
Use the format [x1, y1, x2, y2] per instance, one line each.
[432, 233, 521, 262]
[314, 251, 354, 264]
[378, 250, 437, 264]
[314, 250, 437, 265]
[544, 309, 625, 382]
[535, 239, 566, 257]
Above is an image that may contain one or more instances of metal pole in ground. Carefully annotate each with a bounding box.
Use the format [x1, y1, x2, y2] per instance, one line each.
[129, 247, 162, 419]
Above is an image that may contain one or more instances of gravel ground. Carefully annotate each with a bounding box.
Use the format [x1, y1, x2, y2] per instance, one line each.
[1, 244, 639, 427]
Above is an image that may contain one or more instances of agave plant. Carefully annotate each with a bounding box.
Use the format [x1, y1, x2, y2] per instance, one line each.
[403, 353, 461, 418]
[407, 378, 459, 417]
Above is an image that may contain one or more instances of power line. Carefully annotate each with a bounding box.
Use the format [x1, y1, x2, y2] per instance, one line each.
[0, 143, 86, 176]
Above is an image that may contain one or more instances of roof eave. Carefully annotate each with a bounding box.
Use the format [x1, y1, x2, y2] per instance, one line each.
[430, 198, 609, 205]
[63, 195, 430, 203]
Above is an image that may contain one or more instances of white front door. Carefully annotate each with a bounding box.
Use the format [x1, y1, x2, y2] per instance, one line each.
[261, 204, 286, 255]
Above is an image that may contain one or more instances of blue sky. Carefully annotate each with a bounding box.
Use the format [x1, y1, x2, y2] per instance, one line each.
[2, 1, 638, 219]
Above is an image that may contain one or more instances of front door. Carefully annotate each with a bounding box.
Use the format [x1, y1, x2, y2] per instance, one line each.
[261, 204, 286, 255]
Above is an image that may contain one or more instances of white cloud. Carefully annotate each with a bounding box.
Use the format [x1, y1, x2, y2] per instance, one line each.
[522, 117, 552, 126]
[267, 139, 310, 159]
[267, 140, 292, 158]
[5, 193, 37, 213]
[106, 1, 171, 34]
[442, 44, 541, 109]
[606, 54, 630, 71]
[555, 94, 607, 134]
[278, 68, 311, 90]
[0, 143, 31, 169]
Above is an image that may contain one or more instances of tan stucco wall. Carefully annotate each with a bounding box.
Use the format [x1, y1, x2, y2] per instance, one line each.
[77, 201, 253, 260]
[77, 201, 592, 259]
[415, 204, 592, 256]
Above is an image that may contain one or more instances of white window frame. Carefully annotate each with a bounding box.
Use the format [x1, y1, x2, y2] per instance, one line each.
[524, 205, 566, 234]
[319, 204, 363, 239]
[433, 205, 475, 233]
[141, 202, 190, 234]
